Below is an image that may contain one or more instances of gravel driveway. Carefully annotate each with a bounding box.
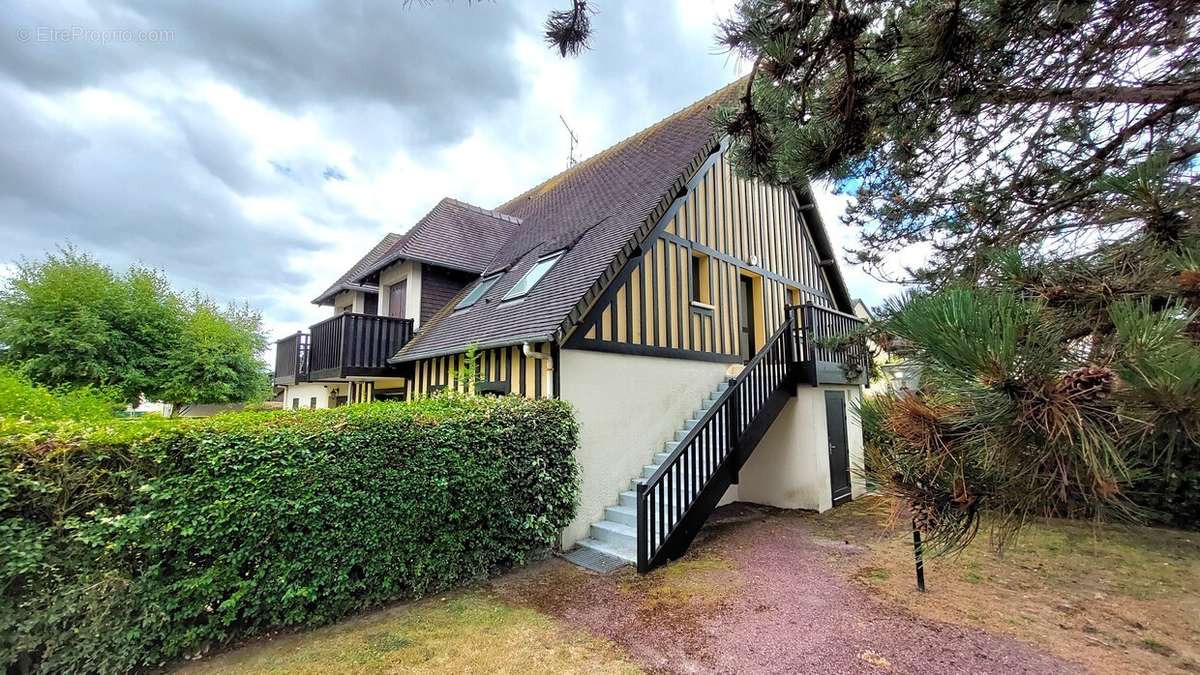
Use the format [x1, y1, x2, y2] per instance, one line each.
[493, 504, 1081, 674]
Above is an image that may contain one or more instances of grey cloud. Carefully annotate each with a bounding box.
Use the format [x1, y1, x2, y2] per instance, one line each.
[0, 80, 322, 294]
[2, 1, 527, 149]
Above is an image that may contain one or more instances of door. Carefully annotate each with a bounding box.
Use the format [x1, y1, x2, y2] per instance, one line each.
[363, 293, 378, 316]
[825, 390, 852, 505]
[738, 276, 757, 362]
[388, 280, 407, 319]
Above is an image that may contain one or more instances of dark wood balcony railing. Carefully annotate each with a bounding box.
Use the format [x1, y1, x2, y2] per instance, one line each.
[273, 332, 310, 386]
[790, 303, 870, 385]
[307, 312, 414, 380]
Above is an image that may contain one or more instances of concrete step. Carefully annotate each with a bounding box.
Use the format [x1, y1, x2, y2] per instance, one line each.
[574, 537, 635, 564]
[565, 377, 738, 574]
[605, 504, 636, 526]
[642, 463, 663, 478]
[590, 520, 636, 547]
[604, 505, 676, 532]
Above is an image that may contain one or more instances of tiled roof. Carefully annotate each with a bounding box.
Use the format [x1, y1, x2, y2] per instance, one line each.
[391, 79, 747, 363]
[311, 233, 403, 305]
[354, 198, 522, 281]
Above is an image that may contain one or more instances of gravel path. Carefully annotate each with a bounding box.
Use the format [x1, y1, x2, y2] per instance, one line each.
[495, 506, 1082, 674]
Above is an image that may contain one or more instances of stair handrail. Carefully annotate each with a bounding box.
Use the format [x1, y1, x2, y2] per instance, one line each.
[636, 315, 797, 572]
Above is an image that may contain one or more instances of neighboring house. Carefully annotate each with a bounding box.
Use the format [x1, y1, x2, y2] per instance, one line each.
[273, 81, 870, 572]
[852, 299, 920, 394]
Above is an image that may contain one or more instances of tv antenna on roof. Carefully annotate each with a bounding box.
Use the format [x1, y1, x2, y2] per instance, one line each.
[559, 114, 579, 168]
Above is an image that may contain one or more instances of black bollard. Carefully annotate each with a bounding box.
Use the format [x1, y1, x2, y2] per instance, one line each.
[912, 517, 926, 592]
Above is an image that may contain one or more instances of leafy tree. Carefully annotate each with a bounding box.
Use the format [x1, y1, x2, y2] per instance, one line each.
[0, 247, 270, 411]
[157, 296, 271, 413]
[718, 0, 1198, 284]
[0, 246, 179, 405]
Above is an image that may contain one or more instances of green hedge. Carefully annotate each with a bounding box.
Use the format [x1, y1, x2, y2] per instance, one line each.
[1, 395, 579, 673]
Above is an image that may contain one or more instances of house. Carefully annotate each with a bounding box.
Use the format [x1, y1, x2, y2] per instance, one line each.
[852, 299, 920, 393]
[273, 80, 869, 572]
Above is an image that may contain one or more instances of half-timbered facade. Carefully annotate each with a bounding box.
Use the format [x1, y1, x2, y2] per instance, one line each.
[273, 79, 869, 572]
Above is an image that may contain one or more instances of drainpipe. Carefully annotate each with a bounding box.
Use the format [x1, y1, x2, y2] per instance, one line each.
[523, 341, 551, 367]
[525, 341, 559, 549]
[523, 342, 554, 395]
[524, 342, 554, 395]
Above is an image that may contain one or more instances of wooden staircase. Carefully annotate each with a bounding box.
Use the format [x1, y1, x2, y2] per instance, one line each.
[568, 303, 866, 574]
[635, 308, 803, 573]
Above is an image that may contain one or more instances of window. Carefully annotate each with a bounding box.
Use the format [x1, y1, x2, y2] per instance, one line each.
[690, 251, 711, 305]
[292, 398, 300, 410]
[309, 397, 317, 410]
[503, 250, 565, 300]
[456, 273, 501, 310]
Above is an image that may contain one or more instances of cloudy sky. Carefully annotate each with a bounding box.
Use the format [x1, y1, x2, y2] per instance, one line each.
[0, 0, 899, 346]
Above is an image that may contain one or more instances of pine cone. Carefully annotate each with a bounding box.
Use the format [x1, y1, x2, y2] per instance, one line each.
[911, 501, 941, 533]
[1177, 270, 1200, 295]
[1057, 365, 1116, 402]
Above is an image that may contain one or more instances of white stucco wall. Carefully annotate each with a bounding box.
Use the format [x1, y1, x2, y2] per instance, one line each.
[737, 384, 866, 512]
[558, 348, 731, 547]
[284, 382, 340, 409]
[379, 261, 423, 328]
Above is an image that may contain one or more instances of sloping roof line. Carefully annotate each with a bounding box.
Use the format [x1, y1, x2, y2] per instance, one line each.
[493, 79, 747, 216]
[311, 232, 403, 305]
[353, 197, 523, 280]
[390, 81, 747, 363]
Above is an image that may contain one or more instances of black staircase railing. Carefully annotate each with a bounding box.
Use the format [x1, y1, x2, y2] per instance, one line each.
[308, 313, 414, 380]
[636, 315, 799, 573]
[635, 303, 868, 573]
[273, 332, 310, 385]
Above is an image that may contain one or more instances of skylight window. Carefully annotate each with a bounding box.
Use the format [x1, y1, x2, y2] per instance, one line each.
[455, 273, 501, 310]
[503, 250, 565, 300]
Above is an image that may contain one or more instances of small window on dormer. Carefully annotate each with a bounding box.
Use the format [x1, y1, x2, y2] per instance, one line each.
[456, 273, 501, 310]
[503, 250, 565, 300]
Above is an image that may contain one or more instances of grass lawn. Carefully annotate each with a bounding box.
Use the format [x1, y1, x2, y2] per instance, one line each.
[174, 593, 638, 675]
[174, 498, 1200, 674]
[814, 498, 1200, 675]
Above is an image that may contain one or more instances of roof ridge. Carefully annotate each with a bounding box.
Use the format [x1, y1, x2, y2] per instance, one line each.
[442, 197, 524, 225]
[494, 76, 746, 213]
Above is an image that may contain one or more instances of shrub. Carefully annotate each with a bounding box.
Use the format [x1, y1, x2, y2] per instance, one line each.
[1, 395, 579, 673]
[0, 367, 123, 423]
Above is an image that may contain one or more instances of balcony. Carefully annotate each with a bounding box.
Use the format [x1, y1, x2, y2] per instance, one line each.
[273, 313, 414, 385]
[789, 304, 870, 385]
[307, 313, 414, 381]
[273, 332, 310, 386]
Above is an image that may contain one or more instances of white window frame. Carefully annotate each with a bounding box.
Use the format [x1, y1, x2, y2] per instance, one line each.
[502, 250, 565, 301]
[455, 273, 502, 310]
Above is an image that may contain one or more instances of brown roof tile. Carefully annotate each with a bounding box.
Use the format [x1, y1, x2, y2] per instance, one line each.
[354, 198, 522, 281]
[391, 80, 746, 362]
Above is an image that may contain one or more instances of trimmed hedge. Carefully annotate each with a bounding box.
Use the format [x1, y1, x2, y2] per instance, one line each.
[1, 395, 579, 673]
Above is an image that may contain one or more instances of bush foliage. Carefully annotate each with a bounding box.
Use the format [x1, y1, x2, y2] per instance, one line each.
[0, 367, 124, 423]
[0, 395, 579, 674]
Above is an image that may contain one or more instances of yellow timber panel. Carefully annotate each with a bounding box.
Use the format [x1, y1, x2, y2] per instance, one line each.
[570, 149, 838, 359]
[408, 344, 550, 399]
